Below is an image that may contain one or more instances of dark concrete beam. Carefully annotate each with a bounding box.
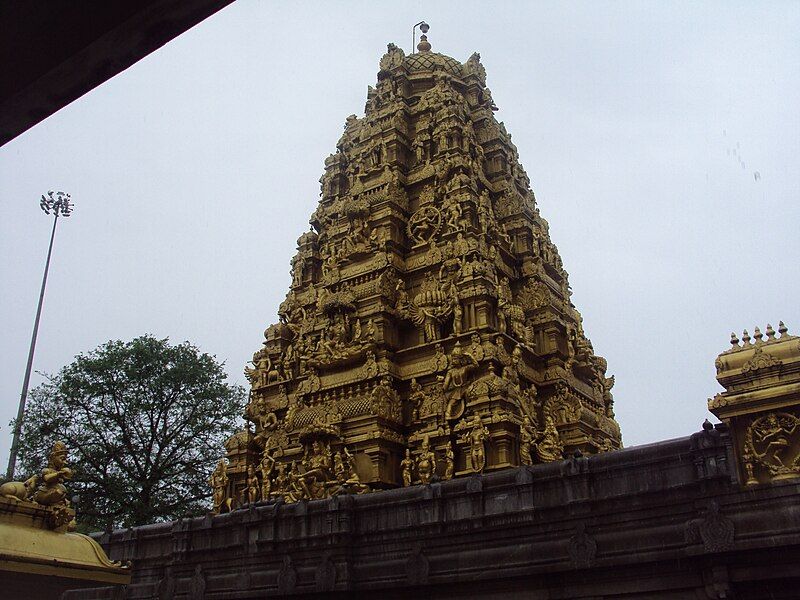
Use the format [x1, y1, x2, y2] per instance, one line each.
[0, 0, 235, 147]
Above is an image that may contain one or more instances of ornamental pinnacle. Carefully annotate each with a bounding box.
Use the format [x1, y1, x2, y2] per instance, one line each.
[213, 31, 622, 510]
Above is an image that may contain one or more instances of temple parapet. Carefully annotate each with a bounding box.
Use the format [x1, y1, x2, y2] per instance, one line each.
[709, 322, 800, 485]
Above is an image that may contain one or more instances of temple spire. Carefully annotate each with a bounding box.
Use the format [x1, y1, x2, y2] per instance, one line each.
[216, 34, 622, 510]
[417, 33, 431, 53]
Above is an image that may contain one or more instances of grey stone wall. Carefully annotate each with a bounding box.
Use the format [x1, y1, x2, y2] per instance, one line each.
[65, 425, 800, 599]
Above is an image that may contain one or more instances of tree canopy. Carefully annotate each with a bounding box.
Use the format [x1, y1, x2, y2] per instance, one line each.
[14, 335, 244, 531]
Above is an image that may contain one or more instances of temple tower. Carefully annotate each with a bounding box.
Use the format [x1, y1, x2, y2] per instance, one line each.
[218, 32, 622, 506]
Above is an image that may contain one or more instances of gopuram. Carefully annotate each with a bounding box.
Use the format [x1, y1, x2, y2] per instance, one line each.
[66, 30, 800, 600]
[219, 32, 620, 507]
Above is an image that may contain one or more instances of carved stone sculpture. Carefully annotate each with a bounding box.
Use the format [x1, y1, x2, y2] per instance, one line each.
[34, 441, 73, 507]
[416, 436, 437, 484]
[209, 459, 230, 514]
[459, 415, 489, 473]
[401, 449, 414, 487]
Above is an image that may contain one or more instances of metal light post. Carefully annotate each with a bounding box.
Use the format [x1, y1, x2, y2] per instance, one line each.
[6, 191, 73, 480]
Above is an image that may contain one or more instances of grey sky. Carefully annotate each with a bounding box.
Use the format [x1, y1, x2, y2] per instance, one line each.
[1, 1, 798, 468]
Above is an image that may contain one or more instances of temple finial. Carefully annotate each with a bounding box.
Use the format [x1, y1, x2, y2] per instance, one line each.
[417, 22, 431, 52]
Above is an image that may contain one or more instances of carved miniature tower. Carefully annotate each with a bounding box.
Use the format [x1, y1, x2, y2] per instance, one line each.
[710, 323, 800, 486]
[219, 30, 622, 506]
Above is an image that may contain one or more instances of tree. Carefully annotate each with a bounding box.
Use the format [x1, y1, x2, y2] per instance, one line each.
[14, 335, 245, 531]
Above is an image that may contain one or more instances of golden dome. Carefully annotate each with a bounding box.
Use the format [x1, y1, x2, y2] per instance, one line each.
[403, 51, 464, 77]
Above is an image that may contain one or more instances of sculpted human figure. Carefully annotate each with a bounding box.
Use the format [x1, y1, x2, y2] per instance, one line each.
[469, 333, 485, 362]
[401, 449, 414, 486]
[360, 318, 375, 342]
[519, 416, 536, 465]
[252, 398, 279, 448]
[504, 345, 522, 388]
[246, 465, 259, 504]
[33, 441, 73, 506]
[409, 206, 439, 242]
[445, 198, 462, 231]
[371, 375, 398, 418]
[444, 444, 455, 479]
[434, 343, 449, 371]
[209, 459, 229, 514]
[408, 378, 426, 422]
[297, 439, 336, 499]
[454, 232, 469, 256]
[340, 447, 369, 493]
[291, 254, 306, 287]
[285, 462, 307, 503]
[452, 292, 463, 335]
[535, 413, 564, 463]
[282, 343, 296, 379]
[273, 463, 289, 497]
[752, 413, 800, 470]
[416, 436, 436, 485]
[442, 342, 478, 420]
[412, 137, 425, 165]
[334, 451, 347, 482]
[461, 415, 489, 473]
[260, 448, 275, 500]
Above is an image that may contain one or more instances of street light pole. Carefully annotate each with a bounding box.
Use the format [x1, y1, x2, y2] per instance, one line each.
[6, 191, 73, 480]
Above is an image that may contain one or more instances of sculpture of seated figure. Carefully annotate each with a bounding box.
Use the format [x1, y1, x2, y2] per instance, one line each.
[298, 440, 335, 499]
[34, 440, 73, 506]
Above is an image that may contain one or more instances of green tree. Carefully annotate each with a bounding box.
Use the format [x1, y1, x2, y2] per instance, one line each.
[15, 335, 244, 531]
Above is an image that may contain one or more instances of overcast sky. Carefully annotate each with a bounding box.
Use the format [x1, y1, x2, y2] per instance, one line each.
[1, 1, 798, 469]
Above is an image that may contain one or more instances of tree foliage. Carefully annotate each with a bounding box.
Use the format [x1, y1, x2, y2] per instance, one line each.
[15, 335, 244, 531]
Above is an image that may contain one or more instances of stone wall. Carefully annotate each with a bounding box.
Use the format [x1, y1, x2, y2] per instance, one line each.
[65, 425, 800, 599]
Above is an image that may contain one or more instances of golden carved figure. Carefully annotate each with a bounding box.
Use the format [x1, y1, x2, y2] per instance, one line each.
[416, 436, 437, 484]
[401, 449, 414, 487]
[408, 378, 426, 422]
[0, 474, 38, 502]
[273, 463, 289, 498]
[34, 441, 73, 507]
[519, 416, 536, 465]
[260, 447, 275, 500]
[442, 342, 479, 421]
[444, 443, 455, 479]
[209, 459, 229, 514]
[245, 465, 259, 505]
[337, 447, 370, 495]
[535, 413, 564, 463]
[1, 441, 78, 532]
[747, 412, 800, 478]
[216, 28, 621, 502]
[460, 415, 489, 473]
